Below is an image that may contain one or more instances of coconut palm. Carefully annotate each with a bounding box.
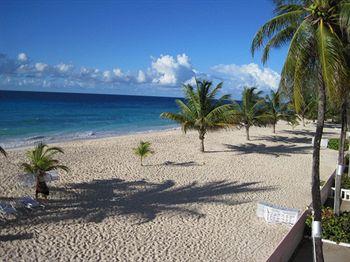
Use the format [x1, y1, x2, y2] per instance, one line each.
[334, 47, 350, 215]
[133, 141, 153, 166]
[251, 0, 350, 260]
[0, 146, 6, 157]
[229, 87, 266, 140]
[21, 143, 69, 198]
[264, 90, 297, 133]
[161, 79, 232, 152]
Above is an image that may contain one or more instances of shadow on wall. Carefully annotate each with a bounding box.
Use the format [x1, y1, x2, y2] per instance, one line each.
[0, 178, 274, 227]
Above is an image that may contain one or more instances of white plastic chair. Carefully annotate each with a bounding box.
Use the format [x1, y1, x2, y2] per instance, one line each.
[257, 202, 299, 226]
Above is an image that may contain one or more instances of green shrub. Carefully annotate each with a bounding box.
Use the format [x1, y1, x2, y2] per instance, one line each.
[327, 138, 349, 151]
[342, 175, 350, 189]
[306, 207, 350, 243]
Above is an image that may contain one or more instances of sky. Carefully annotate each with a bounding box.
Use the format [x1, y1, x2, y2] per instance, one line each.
[0, 0, 288, 98]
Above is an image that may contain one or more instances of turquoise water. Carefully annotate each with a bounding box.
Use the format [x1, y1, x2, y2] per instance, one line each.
[0, 90, 179, 148]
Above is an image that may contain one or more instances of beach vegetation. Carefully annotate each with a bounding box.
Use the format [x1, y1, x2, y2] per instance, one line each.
[306, 207, 350, 244]
[21, 143, 69, 199]
[228, 87, 267, 140]
[263, 90, 298, 133]
[133, 141, 153, 166]
[161, 79, 232, 152]
[327, 138, 349, 151]
[252, 0, 350, 259]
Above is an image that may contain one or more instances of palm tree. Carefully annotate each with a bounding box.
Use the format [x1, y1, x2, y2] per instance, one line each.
[133, 141, 153, 166]
[264, 90, 297, 133]
[161, 79, 232, 152]
[21, 143, 69, 198]
[0, 146, 6, 157]
[334, 45, 350, 215]
[251, 1, 349, 260]
[229, 87, 266, 140]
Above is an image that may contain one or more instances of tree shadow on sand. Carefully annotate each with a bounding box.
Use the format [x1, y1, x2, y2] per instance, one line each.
[281, 129, 337, 137]
[258, 135, 312, 145]
[0, 179, 274, 227]
[222, 143, 311, 157]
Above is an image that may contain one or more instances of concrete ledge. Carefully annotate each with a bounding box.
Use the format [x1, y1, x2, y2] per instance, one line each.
[322, 239, 350, 248]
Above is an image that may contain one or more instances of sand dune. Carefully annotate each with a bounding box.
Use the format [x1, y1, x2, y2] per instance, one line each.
[0, 122, 338, 261]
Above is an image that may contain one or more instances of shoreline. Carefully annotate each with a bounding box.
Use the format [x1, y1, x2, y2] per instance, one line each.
[1, 125, 180, 151]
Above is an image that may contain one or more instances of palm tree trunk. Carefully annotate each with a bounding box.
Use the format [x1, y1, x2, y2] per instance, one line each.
[273, 123, 276, 134]
[302, 117, 305, 127]
[311, 83, 325, 262]
[141, 156, 143, 166]
[199, 130, 205, 152]
[334, 100, 347, 215]
[245, 126, 250, 140]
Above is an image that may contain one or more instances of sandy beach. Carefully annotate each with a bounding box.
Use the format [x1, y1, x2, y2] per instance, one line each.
[0, 122, 339, 261]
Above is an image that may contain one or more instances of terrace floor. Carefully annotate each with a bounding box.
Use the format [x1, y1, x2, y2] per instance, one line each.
[291, 238, 350, 262]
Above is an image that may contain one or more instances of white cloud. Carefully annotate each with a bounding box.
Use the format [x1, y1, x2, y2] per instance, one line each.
[35, 62, 48, 72]
[113, 68, 123, 78]
[211, 63, 280, 92]
[137, 70, 146, 83]
[151, 54, 194, 85]
[56, 63, 73, 73]
[17, 53, 28, 62]
[1, 53, 281, 97]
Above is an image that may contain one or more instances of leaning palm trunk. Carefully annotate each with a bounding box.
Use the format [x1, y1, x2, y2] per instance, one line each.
[334, 100, 347, 215]
[311, 83, 326, 261]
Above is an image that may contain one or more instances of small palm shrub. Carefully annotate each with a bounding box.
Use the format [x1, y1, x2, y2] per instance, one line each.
[21, 143, 69, 198]
[133, 141, 153, 166]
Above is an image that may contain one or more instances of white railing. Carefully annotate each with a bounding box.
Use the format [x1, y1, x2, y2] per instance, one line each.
[331, 187, 350, 201]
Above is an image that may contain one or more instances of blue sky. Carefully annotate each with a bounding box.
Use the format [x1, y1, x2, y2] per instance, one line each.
[0, 0, 288, 98]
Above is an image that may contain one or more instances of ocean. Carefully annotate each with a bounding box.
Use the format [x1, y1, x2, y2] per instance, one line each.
[0, 90, 179, 148]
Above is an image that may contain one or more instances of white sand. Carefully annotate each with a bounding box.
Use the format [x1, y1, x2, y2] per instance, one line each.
[0, 122, 339, 261]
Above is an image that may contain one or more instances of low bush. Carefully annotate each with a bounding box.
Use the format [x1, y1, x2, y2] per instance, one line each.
[306, 207, 350, 243]
[327, 138, 349, 151]
[342, 175, 350, 190]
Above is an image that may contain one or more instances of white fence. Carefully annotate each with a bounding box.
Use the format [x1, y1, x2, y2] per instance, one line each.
[330, 187, 350, 201]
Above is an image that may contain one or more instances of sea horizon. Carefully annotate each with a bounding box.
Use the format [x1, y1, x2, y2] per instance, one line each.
[0, 90, 181, 149]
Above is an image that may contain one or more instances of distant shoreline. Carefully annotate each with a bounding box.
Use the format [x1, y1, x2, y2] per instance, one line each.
[2, 125, 181, 151]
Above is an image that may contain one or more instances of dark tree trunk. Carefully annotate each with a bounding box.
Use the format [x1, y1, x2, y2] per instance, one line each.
[273, 123, 276, 134]
[311, 83, 325, 262]
[199, 130, 205, 152]
[334, 100, 347, 215]
[245, 126, 250, 140]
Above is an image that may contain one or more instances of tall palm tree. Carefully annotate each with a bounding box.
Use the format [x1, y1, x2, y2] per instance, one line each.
[264, 90, 297, 133]
[251, 0, 349, 260]
[133, 141, 153, 166]
[21, 143, 69, 198]
[334, 35, 350, 215]
[229, 87, 266, 140]
[0, 146, 6, 157]
[161, 79, 232, 152]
